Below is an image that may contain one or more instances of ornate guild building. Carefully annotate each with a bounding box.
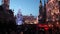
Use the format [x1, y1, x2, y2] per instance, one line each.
[38, 0, 60, 25]
[46, 0, 60, 24]
[23, 14, 37, 24]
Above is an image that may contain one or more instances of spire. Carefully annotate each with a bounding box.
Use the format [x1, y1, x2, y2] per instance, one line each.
[44, 0, 46, 5]
[47, 0, 48, 3]
[2, 0, 10, 10]
[40, 0, 42, 7]
[44, 0, 46, 9]
[40, 0, 42, 3]
[2, 0, 10, 5]
[39, 0, 42, 15]
[43, 0, 46, 23]
[44, 0, 46, 10]
[16, 9, 23, 25]
[38, 0, 43, 23]
[17, 9, 22, 15]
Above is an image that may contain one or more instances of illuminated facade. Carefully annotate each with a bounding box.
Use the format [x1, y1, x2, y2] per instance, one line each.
[23, 15, 37, 24]
[46, 0, 60, 24]
[38, 0, 60, 25]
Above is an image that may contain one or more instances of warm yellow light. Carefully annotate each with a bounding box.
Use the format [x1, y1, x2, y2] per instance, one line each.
[52, 19, 55, 22]
[40, 16, 42, 19]
[48, 24, 51, 27]
[56, 18, 59, 21]
[51, 12, 54, 15]
[51, 25, 53, 27]
[30, 23, 33, 24]
[56, 22, 59, 24]
[48, 24, 53, 27]
[46, 19, 48, 21]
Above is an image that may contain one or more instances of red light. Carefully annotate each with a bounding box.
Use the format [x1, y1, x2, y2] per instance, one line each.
[44, 27, 49, 30]
[37, 24, 42, 27]
[39, 24, 42, 27]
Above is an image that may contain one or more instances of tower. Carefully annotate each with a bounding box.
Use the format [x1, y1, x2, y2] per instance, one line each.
[2, 0, 10, 10]
[38, 0, 47, 23]
[38, 0, 43, 23]
[39, 0, 42, 15]
[43, 0, 46, 23]
[16, 9, 23, 25]
[58, 0, 60, 12]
